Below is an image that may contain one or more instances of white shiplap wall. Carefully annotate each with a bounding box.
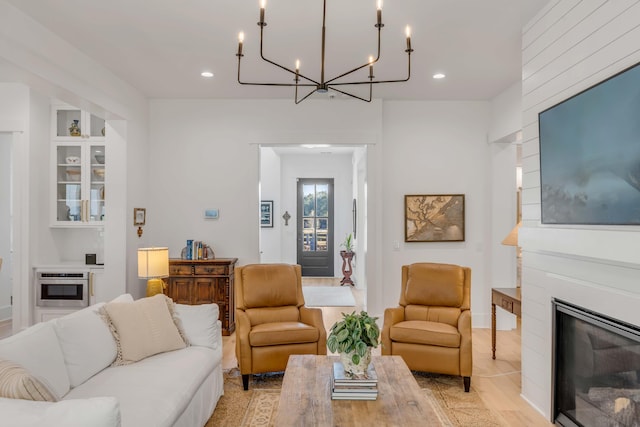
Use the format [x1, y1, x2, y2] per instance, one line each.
[520, 0, 640, 419]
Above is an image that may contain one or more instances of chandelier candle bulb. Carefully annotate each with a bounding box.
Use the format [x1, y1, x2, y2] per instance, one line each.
[405, 26, 412, 51]
[369, 56, 374, 78]
[376, 0, 382, 26]
[259, 0, 265, 24]
[237, 32, 244, 55]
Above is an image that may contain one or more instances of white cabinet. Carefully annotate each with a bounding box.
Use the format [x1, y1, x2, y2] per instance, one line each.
[89, 267, 115, 304]
[51, 106, 106, 227]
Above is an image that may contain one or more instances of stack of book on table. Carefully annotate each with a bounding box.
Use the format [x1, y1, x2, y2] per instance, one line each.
[331, 362, 378, 400]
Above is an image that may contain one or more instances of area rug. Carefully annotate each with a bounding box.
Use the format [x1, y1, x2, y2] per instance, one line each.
[206, 369, 504, 426]
[302, 286, 356, 307]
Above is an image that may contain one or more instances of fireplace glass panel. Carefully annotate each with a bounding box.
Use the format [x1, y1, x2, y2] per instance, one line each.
[554, 300, 640, 427]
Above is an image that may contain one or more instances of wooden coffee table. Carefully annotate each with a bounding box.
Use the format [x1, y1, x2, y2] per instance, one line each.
[273, 355, 443, 426]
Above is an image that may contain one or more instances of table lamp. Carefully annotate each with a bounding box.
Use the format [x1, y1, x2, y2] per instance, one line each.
[138, 247, 169, 297]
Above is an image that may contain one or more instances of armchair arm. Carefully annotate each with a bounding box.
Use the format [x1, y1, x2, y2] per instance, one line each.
[381, 307, 405, 355]
[457, 309, 473, 377]
[300, 306, 327, 355]
[235, 309, 253, 375]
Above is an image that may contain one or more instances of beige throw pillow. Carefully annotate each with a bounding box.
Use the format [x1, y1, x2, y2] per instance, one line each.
[0, 359, 57, 401]
[103, 294, 186, 365]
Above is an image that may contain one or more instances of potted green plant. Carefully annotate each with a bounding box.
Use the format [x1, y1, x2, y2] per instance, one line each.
[327, 311, 380, 376]
[340, 233, 354, 253]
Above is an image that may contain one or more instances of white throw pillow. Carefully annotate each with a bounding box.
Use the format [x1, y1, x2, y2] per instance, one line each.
[103, 294, 186, 365]
[0, 396, 120, 427]
[0, 322, 70, 399]
[175, 303, 220, 350]
[53, 305, 117, 388]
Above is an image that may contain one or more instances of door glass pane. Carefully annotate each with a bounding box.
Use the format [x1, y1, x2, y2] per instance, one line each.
[316, 184, 328, 217]
[56, 145, 82, 222]
[303, 184, 315, 217]
[56, 109, 82, 137]
[90, 146, 105, 221]
[303, 218, 315, 252]
[316, 218, 328, 251]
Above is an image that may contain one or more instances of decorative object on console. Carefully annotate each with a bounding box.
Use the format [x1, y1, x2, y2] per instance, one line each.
[181, 240, 214, 260]
[404, 194, 465, 242]
[137, 247, 169, 297]
[235, 0, 414, 103]
[327, 311, 379, 377]
[260, 200, 273, 228]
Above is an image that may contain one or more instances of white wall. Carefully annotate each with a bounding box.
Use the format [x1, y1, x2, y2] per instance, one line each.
[380, 101, 493, 326]
[259, 147, 282, 263]
[520, 0, 640, 419]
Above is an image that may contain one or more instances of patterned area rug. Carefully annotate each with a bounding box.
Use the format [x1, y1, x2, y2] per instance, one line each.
[206, 368, 503, 426]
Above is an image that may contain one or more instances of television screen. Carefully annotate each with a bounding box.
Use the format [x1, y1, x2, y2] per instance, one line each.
[539, 62, 640, 225]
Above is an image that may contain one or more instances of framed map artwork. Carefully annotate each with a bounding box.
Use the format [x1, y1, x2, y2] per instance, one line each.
[404, 194, 465, 242]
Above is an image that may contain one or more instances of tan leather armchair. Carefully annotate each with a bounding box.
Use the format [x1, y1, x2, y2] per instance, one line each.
[235, 263, 327, 390]
[382, 262, 472, 391]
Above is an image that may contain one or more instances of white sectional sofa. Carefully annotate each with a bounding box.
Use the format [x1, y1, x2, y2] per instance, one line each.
[0, 294, 224, 427]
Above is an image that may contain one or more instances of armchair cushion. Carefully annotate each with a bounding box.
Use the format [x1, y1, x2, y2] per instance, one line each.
[239, 265, 301, 308]
[390, 321, 460, 348]
[249, 322, 320, 347]
[405, 305, 461, 327]
[404, 263, 464, 307]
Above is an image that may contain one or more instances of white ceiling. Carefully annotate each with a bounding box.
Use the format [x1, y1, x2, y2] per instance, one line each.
[6, 0, 548, 101]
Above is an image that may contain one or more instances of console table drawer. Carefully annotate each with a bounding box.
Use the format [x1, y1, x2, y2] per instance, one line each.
[169, 265, 192, 275]
[194, 265, 228, 275]
[501, 299, 513, 312]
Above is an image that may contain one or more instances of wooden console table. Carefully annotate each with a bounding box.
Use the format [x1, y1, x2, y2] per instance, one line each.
[491, 287, 521, 360]
[165, 258, 237, 336]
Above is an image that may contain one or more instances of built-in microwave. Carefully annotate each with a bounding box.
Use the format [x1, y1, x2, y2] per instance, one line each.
[35, 271, 89, 308]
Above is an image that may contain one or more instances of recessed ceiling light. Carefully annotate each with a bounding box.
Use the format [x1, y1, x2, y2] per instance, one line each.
[201, 71, 214, 78]
[433, 73, 446, 79]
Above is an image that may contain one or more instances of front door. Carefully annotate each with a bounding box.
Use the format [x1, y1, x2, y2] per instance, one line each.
[297, 178, 334, 276]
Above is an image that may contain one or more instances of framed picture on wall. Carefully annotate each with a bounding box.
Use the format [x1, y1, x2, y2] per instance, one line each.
[133, 208, 146, 226]
[261, 200, 273, 228]
[404, 194, 465, 242]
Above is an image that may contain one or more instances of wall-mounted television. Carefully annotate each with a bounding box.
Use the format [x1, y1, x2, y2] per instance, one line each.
[539, 62, 640, 225]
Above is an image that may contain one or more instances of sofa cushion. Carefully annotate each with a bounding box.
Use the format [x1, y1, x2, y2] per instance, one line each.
[64, 346, 219, 427]
[390, 320, 461, 348]
[53, 303, 117, 388]
[103, 294, 186, 365]
[0, 396, 120, 427]
[175, 303, 220, 350]
[0, 359, 57, 401]
[0, 321, 70, 399]
[249, 322, 319, 347]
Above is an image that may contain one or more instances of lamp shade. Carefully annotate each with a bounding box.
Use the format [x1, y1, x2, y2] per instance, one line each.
[137, 247, 169, 279]
[501, 222, 521, 247]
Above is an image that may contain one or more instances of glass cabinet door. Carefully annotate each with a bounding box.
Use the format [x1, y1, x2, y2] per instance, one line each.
[55, 145, 83, 222]
[89, 146, 105, 221]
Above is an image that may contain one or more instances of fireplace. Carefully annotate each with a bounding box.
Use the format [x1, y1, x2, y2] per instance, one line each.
[553, 300, 640, 426]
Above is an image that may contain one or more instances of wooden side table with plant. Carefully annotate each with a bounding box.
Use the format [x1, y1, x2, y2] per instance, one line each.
[339, 233, 355, 286]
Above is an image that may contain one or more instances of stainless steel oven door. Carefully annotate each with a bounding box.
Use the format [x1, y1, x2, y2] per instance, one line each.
[36, 278, 88, 308]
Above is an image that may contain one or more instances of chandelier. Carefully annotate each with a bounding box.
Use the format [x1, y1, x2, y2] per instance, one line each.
[236, 0, 414, 103]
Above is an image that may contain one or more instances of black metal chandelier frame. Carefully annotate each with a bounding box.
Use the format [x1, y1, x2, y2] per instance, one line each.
[236, 0, 414, 103]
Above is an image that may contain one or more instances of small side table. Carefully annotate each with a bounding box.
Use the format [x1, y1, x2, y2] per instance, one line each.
[491, 287, 521, 360]
[339, 250, 354, 286]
